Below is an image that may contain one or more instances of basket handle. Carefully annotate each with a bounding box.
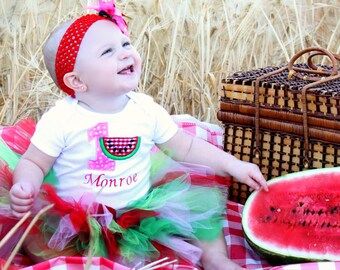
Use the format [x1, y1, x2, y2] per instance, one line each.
[254, 47, 340, 168]
[287, 47, 339, 81]
[307, 51, 340, 73]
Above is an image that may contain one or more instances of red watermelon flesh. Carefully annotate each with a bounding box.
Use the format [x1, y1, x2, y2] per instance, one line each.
[100, 136, 141, 160]
[242, 167, 340, 263]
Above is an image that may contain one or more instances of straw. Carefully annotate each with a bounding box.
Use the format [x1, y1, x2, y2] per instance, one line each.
[0, 0, 339, 126]
[0, 211, 31, 250]
[137, 257, 178, 270]
[3, 204, 54, 270]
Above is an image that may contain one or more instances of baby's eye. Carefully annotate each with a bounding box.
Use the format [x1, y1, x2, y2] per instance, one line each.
[123, 42, 131, 48]
[101, 48, 113, 56]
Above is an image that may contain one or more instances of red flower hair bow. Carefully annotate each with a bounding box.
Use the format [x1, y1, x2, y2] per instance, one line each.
[55, 0, 129, 97]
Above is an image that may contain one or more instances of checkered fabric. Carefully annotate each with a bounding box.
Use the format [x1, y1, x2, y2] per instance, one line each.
[171, 114, 224, 149]
[224, 201, 271, 269]
[21, 257, 130, 270]
[269, 262, 340, 270]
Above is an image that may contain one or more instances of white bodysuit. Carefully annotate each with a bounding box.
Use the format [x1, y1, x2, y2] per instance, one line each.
[31, 92, 178, 209]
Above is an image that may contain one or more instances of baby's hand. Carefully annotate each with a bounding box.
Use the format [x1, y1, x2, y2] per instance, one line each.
[229, 160, 268, 192]
[9, 182, 35, 217]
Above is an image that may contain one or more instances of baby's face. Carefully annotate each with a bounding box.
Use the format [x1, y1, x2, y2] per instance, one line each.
[75, 20, 141, 97]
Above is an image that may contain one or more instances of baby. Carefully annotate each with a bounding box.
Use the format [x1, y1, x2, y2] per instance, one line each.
[8, 1, 268, 269]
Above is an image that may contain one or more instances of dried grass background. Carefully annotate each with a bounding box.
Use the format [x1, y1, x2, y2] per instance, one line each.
[0, 0, 339, 126]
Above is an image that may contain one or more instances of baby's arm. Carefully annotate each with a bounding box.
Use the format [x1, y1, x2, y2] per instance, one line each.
[10, 144, 56, 217]
[157, 130, 268, 192]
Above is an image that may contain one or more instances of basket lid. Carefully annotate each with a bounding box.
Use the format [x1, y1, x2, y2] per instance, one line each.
[227, 63, 340, 97]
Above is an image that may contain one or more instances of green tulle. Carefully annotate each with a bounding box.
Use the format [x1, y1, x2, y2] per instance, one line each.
[107, 214, 187, 261]
[0, 138, 58, 185]
[112, 175, 225, 260]
[88, 216, 108, 257]
[108, 219, 125, 234]
[126, 174, 189, 210]
[149, 150, 173, 179]
[0, 139, 20, 170]
[43, 169, 58, 185]
[139, 217, 186, 239]
[127, 176, 225, 237]
[178, 185, 224, 240]
[119, 227, 160, 261]
[107, 219, 159, 261]
[0, 188, 10, 209]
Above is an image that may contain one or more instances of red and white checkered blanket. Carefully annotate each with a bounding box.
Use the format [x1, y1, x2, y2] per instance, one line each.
[19, 257, 129, 270]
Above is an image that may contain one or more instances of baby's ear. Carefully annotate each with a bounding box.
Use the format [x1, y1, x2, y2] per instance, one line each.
[63, 72, 87, 93]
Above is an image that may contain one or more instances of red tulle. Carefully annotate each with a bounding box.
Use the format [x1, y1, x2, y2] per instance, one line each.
[190, 174, 233, 186]
[151, 242, 201, 270]
[0, 160, 13, 190]
[40, 184, 74, 214]
[0, 259, 22, 270]
[0, 118, 36, 155]
[40, 184, 89, 233]
[155, 171, 233, 187]
[117, 209, 158, 229]
[102, 226, 120, 261]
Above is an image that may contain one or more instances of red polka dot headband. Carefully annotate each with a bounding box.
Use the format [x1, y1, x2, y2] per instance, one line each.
[55, 0, 128, 97]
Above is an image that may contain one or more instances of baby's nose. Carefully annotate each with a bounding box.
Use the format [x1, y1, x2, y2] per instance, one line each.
[118, 48, 131, 60]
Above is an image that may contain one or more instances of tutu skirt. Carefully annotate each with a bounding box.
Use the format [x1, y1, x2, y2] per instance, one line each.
[0, 119, 231, 268]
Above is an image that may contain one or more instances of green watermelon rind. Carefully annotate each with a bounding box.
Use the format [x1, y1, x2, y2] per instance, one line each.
[99, 136, 141, 160]
[242, 167, 340, 264]
[243, 237, 329, 265]
[242, 229, 326, 265]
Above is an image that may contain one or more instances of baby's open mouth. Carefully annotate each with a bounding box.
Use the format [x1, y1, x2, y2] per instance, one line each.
[118, 65, 134, 75]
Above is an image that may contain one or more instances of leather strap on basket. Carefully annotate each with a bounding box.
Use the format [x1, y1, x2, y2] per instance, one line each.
[254, 47, 340, 168]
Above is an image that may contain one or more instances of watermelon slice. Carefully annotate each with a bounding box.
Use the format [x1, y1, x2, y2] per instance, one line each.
[100, 136, 141, 160]
[242, 167, 340, 264]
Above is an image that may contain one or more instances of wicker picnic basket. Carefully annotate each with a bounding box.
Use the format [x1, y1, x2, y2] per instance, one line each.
[218, 47, 340, 204]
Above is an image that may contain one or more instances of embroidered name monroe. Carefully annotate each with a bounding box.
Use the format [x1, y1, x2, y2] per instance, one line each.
[83, 173, 138, 188]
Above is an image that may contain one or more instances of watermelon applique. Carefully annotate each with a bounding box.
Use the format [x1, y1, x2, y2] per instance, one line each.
[100, 136, 141, 160]
[242, 167, 340, 264]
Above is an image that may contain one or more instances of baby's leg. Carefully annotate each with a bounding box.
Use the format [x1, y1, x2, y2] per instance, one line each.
[197, 234, 245, 270]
